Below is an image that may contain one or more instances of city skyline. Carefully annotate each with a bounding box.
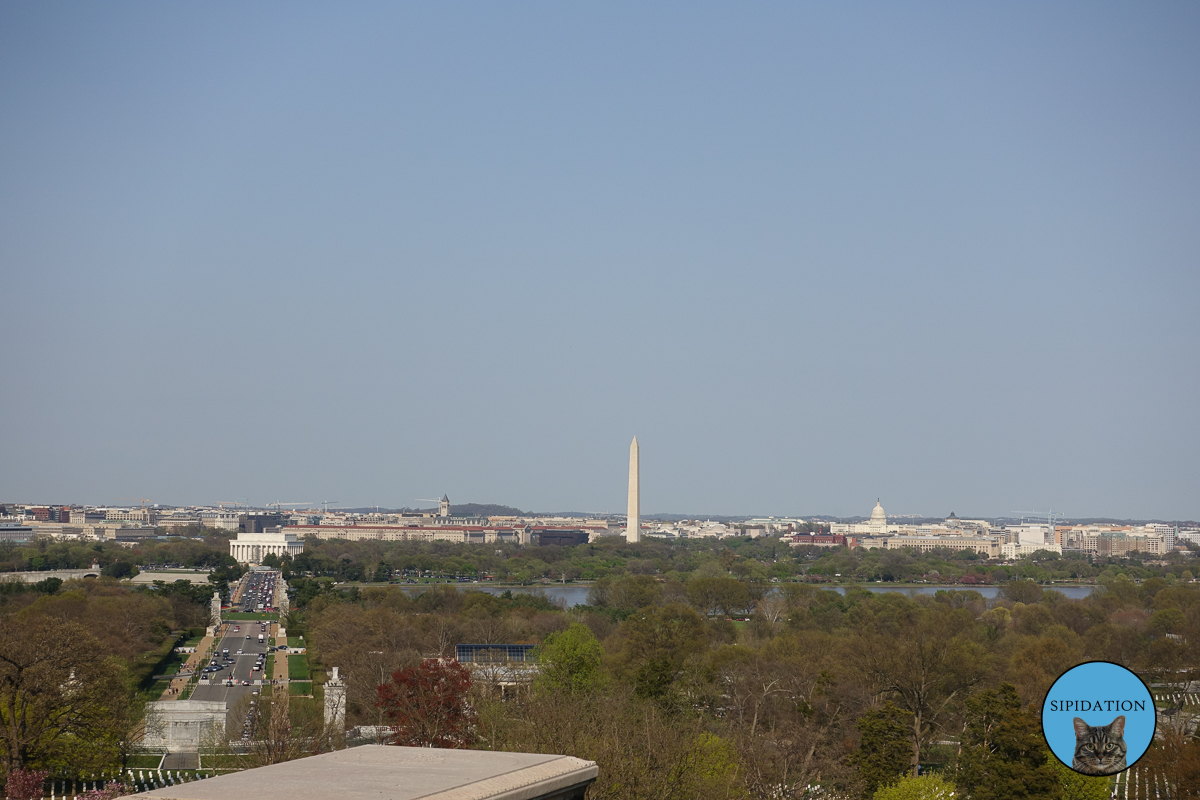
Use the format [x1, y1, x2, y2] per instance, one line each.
[4, 495, 1196, 527]
[2, 4, 1197, 519]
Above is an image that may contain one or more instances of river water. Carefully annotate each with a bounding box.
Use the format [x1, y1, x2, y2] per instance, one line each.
[404, 582, 1100, 607]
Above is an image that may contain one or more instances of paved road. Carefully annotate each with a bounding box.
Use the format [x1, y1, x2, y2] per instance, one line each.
[191, 570, 282, 714]
[162, 752, 200, 769]
[189, 619, 273, 719]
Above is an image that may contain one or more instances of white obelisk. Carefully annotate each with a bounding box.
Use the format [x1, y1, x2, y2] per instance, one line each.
[626, 436, 641, 543]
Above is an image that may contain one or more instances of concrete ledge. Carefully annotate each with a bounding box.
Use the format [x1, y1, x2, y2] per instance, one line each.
[131, 745, 598, 800]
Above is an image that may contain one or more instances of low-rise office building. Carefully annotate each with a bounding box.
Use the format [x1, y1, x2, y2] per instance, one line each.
[1000, 542, 1063, 559]
[291, 524, 538, 546]
[790, 533, 852, 548]
[0, 523, 33, 544]
[884, 535, 1000, 558]
[199, 510, 241, 530]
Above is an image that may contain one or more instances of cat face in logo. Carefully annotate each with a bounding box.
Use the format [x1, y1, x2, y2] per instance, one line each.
[1072, 715, 1127, 775]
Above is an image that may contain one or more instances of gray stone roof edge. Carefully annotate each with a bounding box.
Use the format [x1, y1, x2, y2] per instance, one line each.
[417, 756, 597, 800]
[127, 748, 598, 800]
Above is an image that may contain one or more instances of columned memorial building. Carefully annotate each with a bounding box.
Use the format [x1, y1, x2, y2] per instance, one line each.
[230, 528, 305, 564]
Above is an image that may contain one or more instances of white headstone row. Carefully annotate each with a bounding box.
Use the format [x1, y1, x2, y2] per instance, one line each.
[45, 770, 212, 799]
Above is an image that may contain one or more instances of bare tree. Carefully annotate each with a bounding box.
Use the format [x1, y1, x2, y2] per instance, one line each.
[206, 686, 340, 770]
[479, 686, 742, 800]
[856, 605, 987, 775]
[754, 594, 788, 625]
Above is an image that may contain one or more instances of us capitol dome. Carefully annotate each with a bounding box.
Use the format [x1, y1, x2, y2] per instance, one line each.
[829, 499, 895, 537]
[868, 500, 887, 531]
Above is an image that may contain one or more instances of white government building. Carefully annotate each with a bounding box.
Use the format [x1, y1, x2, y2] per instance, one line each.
[229, 528, 305, 564]
[830, 500, 899, 536]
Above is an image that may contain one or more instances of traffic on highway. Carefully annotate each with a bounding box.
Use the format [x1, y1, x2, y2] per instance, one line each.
[238, 569, 278, 613]
[188, 569, 282, 725]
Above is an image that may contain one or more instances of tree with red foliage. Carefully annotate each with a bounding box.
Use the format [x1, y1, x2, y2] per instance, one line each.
[5, 768, 49, 800]
[375, 659, 476, 748]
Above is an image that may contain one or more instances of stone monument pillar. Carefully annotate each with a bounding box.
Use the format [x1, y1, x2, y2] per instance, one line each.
[324, 667, 346, 731]
[208, 591, 221, 636]
[626, 436, 641, 543]
[278, 579, 290, 615]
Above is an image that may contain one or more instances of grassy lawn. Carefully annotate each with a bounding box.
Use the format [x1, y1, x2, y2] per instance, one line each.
[182, 635, 204, 648]
[126, 754, 165, 769]
[287, 636, 304, 647]
[288, 681, 312, 696]
[129, 635, 183, 691]
[288, 654, 310, 681]
[198, 754, 244, 771]
[265, 654, 274, 676]
[142, 651, 185, 697]
[290, 695, 320, 717]
[223, 612, 280, 621]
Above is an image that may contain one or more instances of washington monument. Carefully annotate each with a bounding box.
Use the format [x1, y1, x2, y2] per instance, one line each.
[627, 436, 640, 543]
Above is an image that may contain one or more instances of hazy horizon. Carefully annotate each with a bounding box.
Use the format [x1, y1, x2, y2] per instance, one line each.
[3, 3, 1197, 519]
[7, 498, 1196, 527]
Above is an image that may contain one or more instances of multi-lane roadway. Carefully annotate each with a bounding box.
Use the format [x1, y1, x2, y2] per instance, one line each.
[190, 570, 281, 722]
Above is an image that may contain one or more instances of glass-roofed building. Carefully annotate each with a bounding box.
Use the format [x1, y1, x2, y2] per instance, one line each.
[455, 643, 537, 663]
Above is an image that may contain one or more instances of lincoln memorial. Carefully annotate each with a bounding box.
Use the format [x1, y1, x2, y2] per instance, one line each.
[229, 527, 305, 564]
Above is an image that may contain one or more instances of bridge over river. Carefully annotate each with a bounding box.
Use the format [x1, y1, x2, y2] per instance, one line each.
[1, 564, 102, 582]
[1, 566, 212, 584]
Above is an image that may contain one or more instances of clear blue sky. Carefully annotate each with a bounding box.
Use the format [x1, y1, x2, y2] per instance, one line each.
[2, 3, 1197, 519]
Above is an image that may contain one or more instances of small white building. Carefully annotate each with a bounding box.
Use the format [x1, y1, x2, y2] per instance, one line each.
[230, 528, 305, 564]
[142, 700, 227, 750]
[200, 510, 241, 531]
